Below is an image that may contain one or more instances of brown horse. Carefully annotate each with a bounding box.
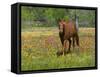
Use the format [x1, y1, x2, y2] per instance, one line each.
[57, 19, 79, 56]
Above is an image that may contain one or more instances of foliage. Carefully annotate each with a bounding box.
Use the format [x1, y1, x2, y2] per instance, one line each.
[21, 6, 95, 28]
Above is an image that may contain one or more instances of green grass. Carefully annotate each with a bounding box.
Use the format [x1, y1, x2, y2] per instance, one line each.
[21, 27, 95, 71]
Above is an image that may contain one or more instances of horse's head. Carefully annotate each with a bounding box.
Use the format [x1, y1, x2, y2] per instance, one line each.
[59, 20, 65, 33]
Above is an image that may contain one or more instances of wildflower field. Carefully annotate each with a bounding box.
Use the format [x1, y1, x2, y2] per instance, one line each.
[21, 27, 95, 71]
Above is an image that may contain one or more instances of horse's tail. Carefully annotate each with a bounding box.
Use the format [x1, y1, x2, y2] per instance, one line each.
[75, 14, 79, 32]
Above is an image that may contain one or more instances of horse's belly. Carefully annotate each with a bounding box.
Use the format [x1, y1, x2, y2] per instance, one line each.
[64, 32, 74, 39]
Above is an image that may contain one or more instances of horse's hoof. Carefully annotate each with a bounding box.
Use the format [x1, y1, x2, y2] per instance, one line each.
[66, 51, 71, 54]
[56, 51, 63, 56]
[64, 51, 67, 55]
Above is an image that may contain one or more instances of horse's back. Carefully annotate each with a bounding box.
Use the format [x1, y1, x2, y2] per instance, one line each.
[64, 21, 77, 38]
[65, 21, 76, 32]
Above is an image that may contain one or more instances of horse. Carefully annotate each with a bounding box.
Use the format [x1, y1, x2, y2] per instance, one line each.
[57, 19, 79, 56]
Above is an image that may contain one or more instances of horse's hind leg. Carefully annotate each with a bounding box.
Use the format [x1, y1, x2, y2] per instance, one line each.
[76, 34, 79, 47]
[67, 39, 71, 53]
[75, 33, 79, 47]
[73, 37, 75, 49]
[75, 34, 80, 53]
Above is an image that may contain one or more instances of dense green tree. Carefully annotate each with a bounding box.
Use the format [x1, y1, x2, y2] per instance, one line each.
[21, 6, 95, 28]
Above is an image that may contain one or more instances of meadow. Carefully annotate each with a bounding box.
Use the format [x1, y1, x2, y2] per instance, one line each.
[21, 27, 95, 71]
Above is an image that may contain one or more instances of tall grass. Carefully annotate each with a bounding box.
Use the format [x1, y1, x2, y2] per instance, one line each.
[21, 27, 95, 71]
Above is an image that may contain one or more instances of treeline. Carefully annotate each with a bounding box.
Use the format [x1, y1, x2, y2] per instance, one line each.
[21, 6, 95, 28]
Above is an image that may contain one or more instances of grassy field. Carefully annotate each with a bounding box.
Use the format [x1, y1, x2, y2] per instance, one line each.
[21, 27, 95, 71]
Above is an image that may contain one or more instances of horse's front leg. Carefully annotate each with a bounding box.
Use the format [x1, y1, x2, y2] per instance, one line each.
[62, 40, 67, 55]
